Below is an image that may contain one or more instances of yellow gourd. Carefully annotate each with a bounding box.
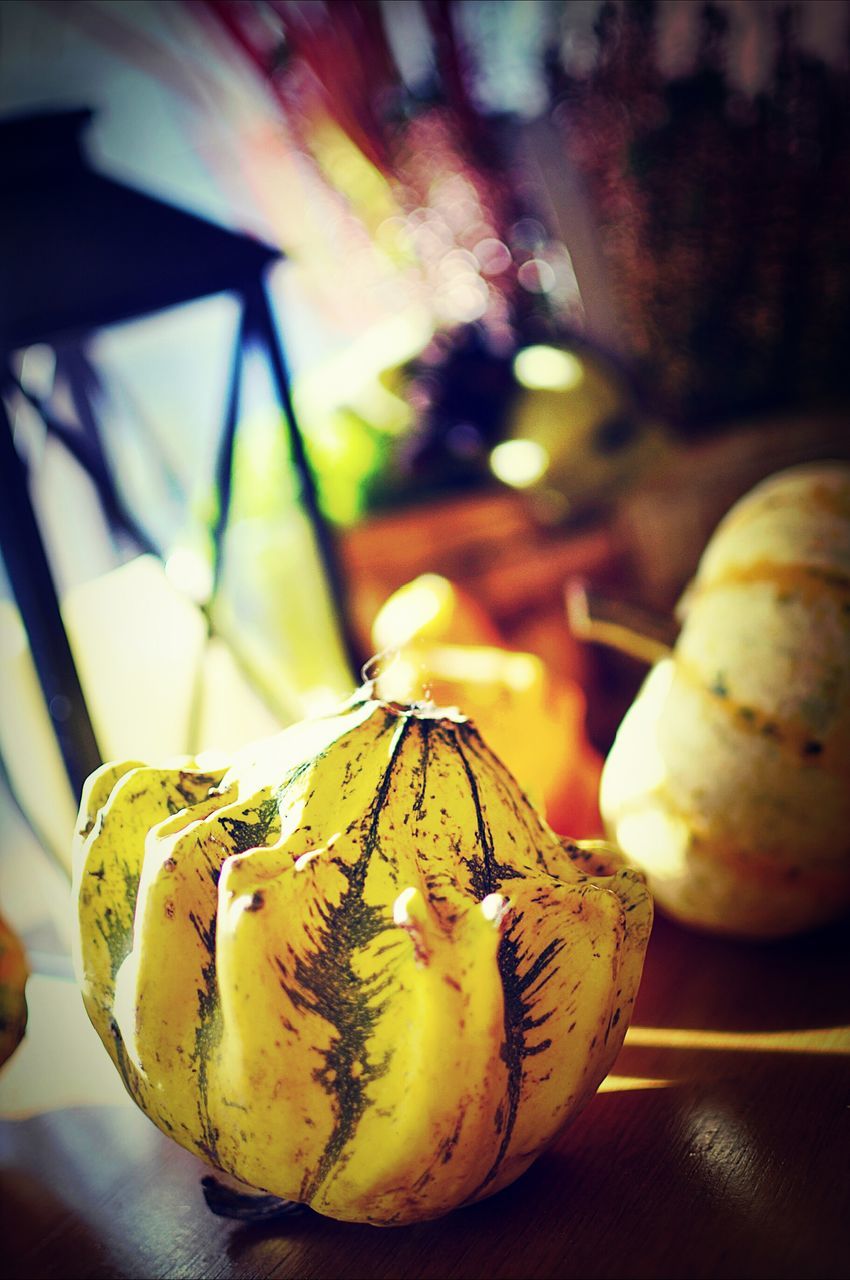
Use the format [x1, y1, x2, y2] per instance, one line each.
[74, 685, 651, 1224]
[601, 461, 850, 937]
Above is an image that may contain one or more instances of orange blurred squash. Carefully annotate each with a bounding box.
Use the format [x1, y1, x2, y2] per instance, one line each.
[0, 913, 28, 1069]
[372, 576, 602, 836]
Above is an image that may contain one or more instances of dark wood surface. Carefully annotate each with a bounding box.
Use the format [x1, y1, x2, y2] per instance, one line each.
[2, 913, 849, 1280]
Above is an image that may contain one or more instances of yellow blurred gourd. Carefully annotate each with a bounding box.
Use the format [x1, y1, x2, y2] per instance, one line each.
[0, 914, 28, 1069]
[371, 575, 603, 835]
[601, 461, 850, 937]
[74, 685, 651, 1225]
[371, 572, 502, 652]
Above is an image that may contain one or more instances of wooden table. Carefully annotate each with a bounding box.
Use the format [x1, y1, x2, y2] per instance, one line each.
[2, 913, 848, 1280]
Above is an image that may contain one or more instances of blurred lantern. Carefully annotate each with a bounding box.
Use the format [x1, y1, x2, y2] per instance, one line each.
[0, 109, 358, 865]
[492, 342, 671, 524]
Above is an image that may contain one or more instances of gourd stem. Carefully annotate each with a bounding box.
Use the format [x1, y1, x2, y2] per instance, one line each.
[566, 580, 676, 665]
[200, 1175, 308, 1223]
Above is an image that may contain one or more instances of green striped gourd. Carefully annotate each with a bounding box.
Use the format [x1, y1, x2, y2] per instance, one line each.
[73, 687, 652, 1224]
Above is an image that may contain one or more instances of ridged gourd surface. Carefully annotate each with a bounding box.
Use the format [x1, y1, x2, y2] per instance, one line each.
[74, 692, 652, 1225]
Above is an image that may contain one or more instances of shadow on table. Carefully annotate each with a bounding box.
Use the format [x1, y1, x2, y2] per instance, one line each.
[1, 1168, 127, 1280]
[634, 911, 850, 1034]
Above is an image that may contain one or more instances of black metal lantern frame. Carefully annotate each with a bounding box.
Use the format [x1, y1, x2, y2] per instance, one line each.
[0, 108, 359, 806]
